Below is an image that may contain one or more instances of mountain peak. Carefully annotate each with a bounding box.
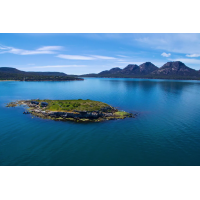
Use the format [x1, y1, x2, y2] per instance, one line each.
[122, 64, 140, 75]
[162, 61, 185, 68]
[124, 64, 139, 69]
[139, 62, 158, 74]
[109, 67, 122, 71]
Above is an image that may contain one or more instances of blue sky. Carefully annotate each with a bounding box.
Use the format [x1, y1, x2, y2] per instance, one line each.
[1, 33, 200, 75]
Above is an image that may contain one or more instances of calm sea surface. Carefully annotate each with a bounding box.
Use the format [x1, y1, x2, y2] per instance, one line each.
[0, 78, 200, 166]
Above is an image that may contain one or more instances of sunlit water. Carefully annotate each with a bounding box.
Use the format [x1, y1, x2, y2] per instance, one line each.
[0, 78, 200, 165]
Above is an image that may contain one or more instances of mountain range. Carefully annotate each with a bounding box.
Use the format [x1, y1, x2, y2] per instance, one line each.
[1, 61, 200, 81]
[81, 61, 200, 80]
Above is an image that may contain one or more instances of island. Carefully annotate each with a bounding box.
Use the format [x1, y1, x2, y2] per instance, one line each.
[6, 99, 135, 122]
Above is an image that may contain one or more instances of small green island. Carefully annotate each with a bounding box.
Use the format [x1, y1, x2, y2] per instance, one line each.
[6, 99, 135, 122]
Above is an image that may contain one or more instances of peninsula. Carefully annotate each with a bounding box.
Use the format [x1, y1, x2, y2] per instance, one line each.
[6, 99, 134, 122]
[0, 67, 83, 81]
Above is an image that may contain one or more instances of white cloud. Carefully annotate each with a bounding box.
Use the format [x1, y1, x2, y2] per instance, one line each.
[0, 45, 63, 55]
[0, 46, 8, 50]
[57, 54, 116, 60]
[37, 46, 63, 51]
[57, 55, 95, 60]
[186, 54, 200, 58]
[161, 52, 171, 57]
[92, 55, 116, 60]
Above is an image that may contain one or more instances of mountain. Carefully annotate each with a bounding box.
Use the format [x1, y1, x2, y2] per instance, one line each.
[139, 62, 158, 74]
[121, 64, 140, 75]
[151, 61, 197, 76]
[81, 61, 200, 80]
[120, 62, 158, 75]
[81, 62, 158, 77]
[0, 67, 83, 81]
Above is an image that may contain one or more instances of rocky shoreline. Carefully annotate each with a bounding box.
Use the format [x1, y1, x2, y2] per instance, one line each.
[6, 100, 135, 122]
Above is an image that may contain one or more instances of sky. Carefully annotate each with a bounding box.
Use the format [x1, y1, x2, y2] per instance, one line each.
[1, 33, 200, 75]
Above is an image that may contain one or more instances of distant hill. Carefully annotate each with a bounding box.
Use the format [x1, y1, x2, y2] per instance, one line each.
[0, 67, 23, 74]
[0, 67, 68, 76]
[81, 61, 200, 80]
[0, 67, 83, 81]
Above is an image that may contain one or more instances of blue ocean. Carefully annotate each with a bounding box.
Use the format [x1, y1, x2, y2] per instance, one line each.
[1, 78, 200, 165]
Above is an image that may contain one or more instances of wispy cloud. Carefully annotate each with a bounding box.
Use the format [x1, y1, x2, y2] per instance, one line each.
[0, 45, 63, 55]
[92, 55, 116, 60]
[134, 33, 200, 55]
[37, 46, 63, 51]
[57, 55, 95, 60]
[186, 54, 200, 58]
[57, 54, 116, 60]
[161, 52, 171, 57]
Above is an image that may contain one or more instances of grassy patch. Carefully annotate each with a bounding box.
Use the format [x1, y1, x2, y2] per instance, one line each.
[35, 99, 110, 112]
[114, 111, 130, 118]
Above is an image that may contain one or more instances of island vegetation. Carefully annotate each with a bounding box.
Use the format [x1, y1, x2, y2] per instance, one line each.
[6, 99, 134, 122]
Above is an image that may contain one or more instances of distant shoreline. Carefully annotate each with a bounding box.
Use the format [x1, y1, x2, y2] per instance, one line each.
[0, 80, 20, 82]
[0, 79, 83, 82]
[81, 76, 200, 81]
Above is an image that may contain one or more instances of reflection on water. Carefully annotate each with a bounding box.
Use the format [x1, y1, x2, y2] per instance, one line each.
[106, 78, 199, 95]
[0, 78, 200, 166]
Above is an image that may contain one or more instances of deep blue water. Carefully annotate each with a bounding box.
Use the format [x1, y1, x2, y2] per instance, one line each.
[0, 78, 200, 166]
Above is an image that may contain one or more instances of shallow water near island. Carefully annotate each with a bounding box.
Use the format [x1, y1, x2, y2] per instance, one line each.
[1, 78, 200, 166]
